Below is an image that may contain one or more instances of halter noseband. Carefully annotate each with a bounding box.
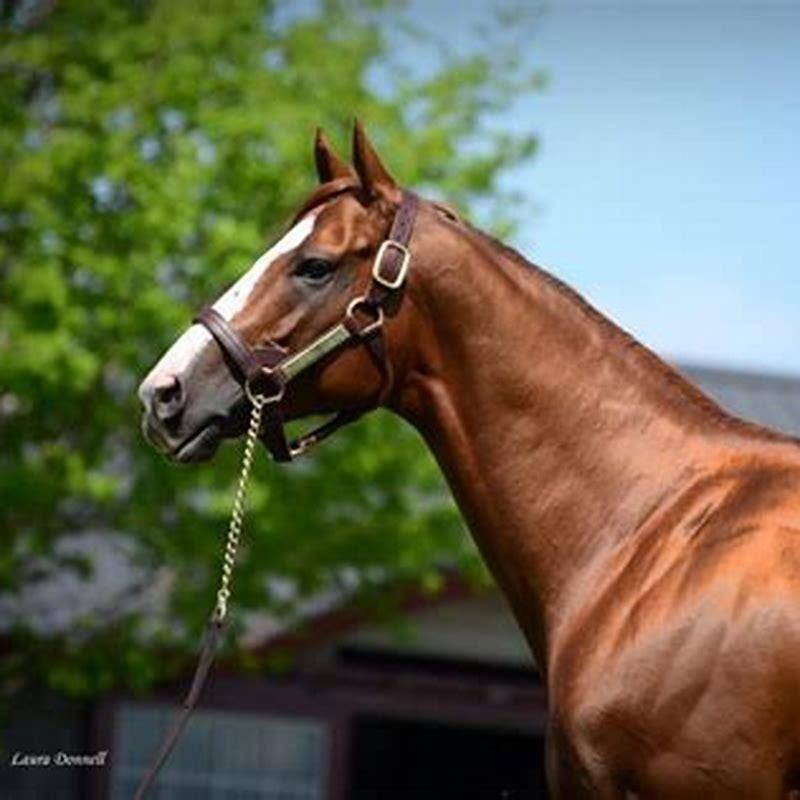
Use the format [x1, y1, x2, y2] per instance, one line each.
[194, 188, 419, 462]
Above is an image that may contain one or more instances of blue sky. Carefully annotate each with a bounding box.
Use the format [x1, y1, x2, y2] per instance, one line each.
[409, 0, 800, 375]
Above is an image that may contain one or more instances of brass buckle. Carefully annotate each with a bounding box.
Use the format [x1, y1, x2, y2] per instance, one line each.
[345, 296, 384, 337]
[372, 239, 410, 290]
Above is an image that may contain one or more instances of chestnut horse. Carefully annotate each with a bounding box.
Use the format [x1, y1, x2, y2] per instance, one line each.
[139, 124, 800, 798]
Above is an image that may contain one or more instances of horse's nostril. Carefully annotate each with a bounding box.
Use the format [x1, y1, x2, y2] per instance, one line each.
[152, 375, 185, 422]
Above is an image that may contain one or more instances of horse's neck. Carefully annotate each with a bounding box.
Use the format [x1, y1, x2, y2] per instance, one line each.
[394, 222, 729, 671]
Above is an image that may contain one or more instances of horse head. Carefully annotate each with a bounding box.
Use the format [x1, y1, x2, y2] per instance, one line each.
[138, 123, 436, 462]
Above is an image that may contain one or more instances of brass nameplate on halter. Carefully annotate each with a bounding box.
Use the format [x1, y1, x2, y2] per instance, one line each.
[280, 323, 352, 381]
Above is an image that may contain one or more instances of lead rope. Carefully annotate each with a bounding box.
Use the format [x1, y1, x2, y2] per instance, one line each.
[133, 393, 266, 800]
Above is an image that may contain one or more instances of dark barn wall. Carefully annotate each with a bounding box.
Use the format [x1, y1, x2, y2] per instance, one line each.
[350, 714, 549, 800]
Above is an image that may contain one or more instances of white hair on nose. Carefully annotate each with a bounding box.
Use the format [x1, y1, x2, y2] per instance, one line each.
[143, 212, 318, 383]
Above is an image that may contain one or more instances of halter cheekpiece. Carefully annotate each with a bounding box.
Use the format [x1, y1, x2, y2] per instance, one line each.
[194, 187, 419, 461]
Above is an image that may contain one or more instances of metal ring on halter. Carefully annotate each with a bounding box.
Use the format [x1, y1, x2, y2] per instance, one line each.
[245, 368, 284, 406]
[345, 296, 384, 338]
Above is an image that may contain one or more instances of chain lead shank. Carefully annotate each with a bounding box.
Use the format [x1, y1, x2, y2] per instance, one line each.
[213, 393, 265, 623]
[134, 394, 266, 800]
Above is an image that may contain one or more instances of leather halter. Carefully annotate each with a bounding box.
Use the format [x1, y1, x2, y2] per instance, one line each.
[194, 188, 419, 461]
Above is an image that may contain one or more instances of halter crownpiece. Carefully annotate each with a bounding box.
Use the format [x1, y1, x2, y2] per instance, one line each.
[194, 188, 419, 461]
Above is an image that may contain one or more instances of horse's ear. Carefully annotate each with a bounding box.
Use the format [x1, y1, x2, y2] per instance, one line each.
[351, 119, 400, 202]
[314, 128, 354, 183]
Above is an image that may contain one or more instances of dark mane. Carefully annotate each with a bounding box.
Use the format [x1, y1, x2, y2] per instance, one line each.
[460, 219, 798, 447]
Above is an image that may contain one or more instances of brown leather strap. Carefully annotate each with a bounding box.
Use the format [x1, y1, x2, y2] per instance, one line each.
[391, 191, 419, 248]
[133, 619, 225, 799]
[343, 305, 393, 401]
[195, 307, 258, 381]
[290, 407, 364, 453]
[260, 404, 292, 462]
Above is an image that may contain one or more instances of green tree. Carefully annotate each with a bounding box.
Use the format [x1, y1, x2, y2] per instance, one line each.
[0, 0, 541, 698]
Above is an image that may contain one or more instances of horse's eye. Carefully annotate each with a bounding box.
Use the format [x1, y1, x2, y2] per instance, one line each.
[294, 258, 335, 285]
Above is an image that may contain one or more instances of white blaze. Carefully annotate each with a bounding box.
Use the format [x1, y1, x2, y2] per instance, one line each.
[142, 214, 317, 384]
